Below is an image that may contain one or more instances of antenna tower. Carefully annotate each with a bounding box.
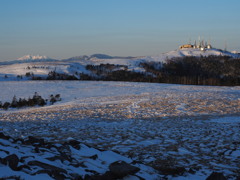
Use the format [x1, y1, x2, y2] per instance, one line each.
[189, 38, 191, 44]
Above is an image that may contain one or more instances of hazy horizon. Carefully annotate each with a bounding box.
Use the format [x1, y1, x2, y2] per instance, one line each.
[1, 0, 240, 61]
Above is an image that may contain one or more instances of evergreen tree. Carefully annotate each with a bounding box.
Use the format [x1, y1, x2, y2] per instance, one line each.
[11, 95, 18, 108]
[3, 102, 10, 110]
[50, 95, 56, 105]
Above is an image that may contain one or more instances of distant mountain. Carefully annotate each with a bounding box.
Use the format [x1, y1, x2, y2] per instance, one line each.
[63, 54, 136, 61]
[17, 55, 51, 61]
[89, 54, 114, 59]
[0, 55, 58, 65]
[89, 54, 136, 60]
[62, 55, 89, 61]
[17, 54, 58, 62]
[63, 54, 114, 61]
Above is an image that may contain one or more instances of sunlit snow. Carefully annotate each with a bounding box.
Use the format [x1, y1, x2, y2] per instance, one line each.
[0, 81, 239, 179]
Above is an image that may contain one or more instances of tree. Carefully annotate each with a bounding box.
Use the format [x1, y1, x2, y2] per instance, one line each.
[11, 95, 18, 108]
[50, 95, 56, 105]
[38, 98, 46, 106]
[3, 102, 10, 110]
[55, 94, 61, 101]
[28, 97, 35, 106]
[25, 72, 31, 77]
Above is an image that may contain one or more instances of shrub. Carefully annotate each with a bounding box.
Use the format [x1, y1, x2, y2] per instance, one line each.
[3, 102, 10, 110]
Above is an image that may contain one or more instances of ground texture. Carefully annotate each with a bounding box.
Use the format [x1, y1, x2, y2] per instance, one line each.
[0, 81, 239, 179]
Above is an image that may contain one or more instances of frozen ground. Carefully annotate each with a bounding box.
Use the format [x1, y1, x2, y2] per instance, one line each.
[0, 133, 160, 179]
[0, 81, 239, 179]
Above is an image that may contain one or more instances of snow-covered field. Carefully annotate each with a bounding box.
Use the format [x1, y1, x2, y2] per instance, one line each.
[0, 81, 239, 179]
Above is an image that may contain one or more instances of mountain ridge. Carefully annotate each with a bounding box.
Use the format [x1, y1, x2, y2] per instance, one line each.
[17, 55, 51, 61]
[1, 48, 239, 64]
[0, 47, 239, 84]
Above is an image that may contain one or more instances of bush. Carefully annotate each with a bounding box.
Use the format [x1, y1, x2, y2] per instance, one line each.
[0, 93, 61, 110]
[50, 95, 56, 105]
[3, 102, 10, 110]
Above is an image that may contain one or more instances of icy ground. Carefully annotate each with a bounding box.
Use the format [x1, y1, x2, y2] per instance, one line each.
[0, 81, 239, 179]
[0, 133, 160, 179]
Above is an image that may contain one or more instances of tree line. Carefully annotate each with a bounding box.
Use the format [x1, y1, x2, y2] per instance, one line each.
[23, 56, 240, 86]
[140, 55, 240, 86]
[80, 56, 240, 86]
[0, 92, 61, 110]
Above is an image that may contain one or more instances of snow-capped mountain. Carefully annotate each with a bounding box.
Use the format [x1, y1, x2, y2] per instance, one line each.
[17, 55, 50, 61]
[16, 54, 57, 62]
[0, 55, 58, 66]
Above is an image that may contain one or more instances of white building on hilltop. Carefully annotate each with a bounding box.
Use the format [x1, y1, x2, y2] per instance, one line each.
[179, 38, 212, 51]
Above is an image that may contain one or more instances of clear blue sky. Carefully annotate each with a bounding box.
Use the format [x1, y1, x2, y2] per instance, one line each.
[0, 0, 240, 60]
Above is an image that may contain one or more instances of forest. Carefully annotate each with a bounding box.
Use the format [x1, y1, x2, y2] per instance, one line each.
[29, 56, 240, 86]
[82, 56, 240, 86]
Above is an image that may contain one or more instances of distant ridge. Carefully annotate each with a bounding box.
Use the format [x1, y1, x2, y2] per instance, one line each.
[17, 55, 50, 61]
[62, 55, 89, 61]
[63, 54, 135, 61]
[90, 54, 114, 59]
[1, 48, 239, 65]
[0, 55, 58, 65]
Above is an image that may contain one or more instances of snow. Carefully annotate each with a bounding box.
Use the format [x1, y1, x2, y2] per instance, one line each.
[17, 55, 51, 61]
[0, 48, 239, 80]
[0, 166, 52, 180]
[0, 81, 239, 179]
[0, 135, 160, 179]
[1, 81, 239, 113]
[0, 48, 239, 179]
[161, 48, 240, 59]
[209, 116, 240, 123]
[0, 61, 89, 80]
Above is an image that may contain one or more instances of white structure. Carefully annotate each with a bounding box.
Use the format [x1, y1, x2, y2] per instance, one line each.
[180, 37, 213, 51]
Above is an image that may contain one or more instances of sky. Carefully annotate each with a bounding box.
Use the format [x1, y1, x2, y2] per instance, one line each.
[0, 0, 240, 61]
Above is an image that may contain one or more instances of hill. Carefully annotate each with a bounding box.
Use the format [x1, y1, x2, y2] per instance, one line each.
[0, 48, 239, 85]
